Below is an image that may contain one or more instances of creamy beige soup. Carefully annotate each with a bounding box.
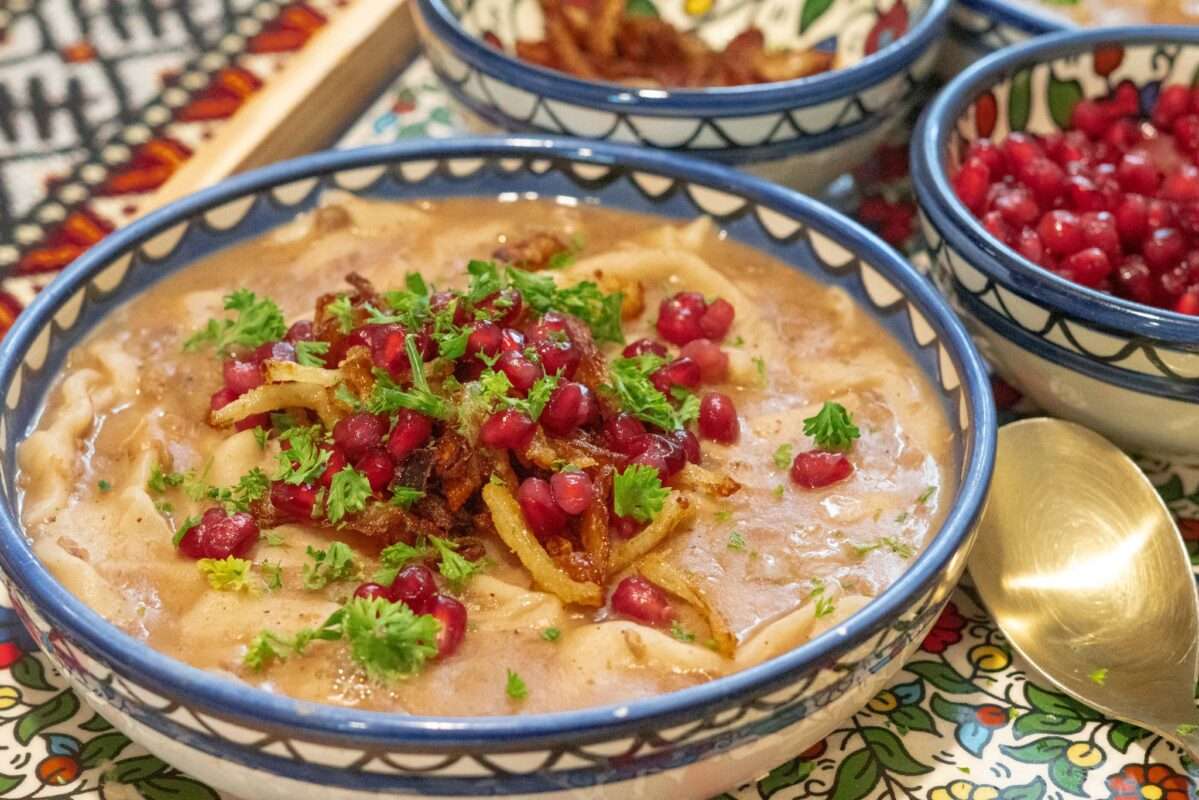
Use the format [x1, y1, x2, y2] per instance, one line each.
[19, 196, 953, 716]
[1016, 0, 1199, 24]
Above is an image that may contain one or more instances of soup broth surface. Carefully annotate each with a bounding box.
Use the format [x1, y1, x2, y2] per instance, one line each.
[1017, 0, 1199, 24]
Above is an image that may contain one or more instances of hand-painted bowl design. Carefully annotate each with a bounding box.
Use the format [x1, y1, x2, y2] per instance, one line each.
[0, 138, 993, 799]
[413, 0, 950, 193]
[913, 28, 1199, 457]
[945, 0, 1065, 77]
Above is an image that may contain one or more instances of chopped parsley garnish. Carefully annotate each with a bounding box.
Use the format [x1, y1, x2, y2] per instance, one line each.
[522, 373, 561, 421]
[917, 485, 936, 504]
[252, 426, 269, 449]
[367, 336, 450, 420]
[334, 382, 363, 411]
[803, 402, 860, 451]
[605, 355, 689, 431]
[373, 539, 434, 585]
[814, 595, 836, 618]
[612, 464, 668, 524]
[154, 500, 174, 515]
[97, 479, 112, 493]
[727, 531, 747, 551]
[852, 537, 915, 559]
[275, 426, 332, 485]
[506, 266, 624, 344]
[713, 510, 733, 523]
[184, 289, 286, 355]
[390, 485, 426, 509]
[753, 356, 767, 385]
[669, 386, 701, 428]
[670, 621, 696, 642]
[171, 515, 200, 548]
[772, 484, 785, 499]
[302, 542, 360, 589]
[263, 530, 286, 547]
[772, 443, 793, 470]
[146, 463, 184, 493]
[295, 340, 330, 366]
[505, 669, 529, 700]
[430, 535, 485, 591]
[270, 411, 297, 432]
[219, 468, 269, 513]
[541, 627, 561, 642]
[244, 597, 441, 681]
[1088, 667, 1109, 686]
[466, 259, 504, 304]
[326, 295, 355, 334]
[326, 467, 372, 524]
[260, 561, 284, 591]
[1177, 723, 1198, 736]
[198, 557, 255, 593]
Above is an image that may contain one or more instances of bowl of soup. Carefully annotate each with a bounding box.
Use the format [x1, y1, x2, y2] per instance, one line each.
[413, 0, 950, 193]
[0, 138, 994, 798]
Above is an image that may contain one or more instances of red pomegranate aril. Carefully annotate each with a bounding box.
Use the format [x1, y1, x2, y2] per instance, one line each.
[1112, 81, 1141, 116]
[354, 582, 390, 601]
[534, 339, 581, 380]
[680, 338, 729, 384]
[526, 312, 569, 343]
[993, 187, 1040, 226]
[389, 564, 438, 614]
[1176, 291, 1199, 315]
[319, 448, 348, 488]
[1080, 211, 1121, 258]
[791, 451, 854, 489]
[387, 409, 433, 462]
[611, 514, 643, 540]
[332, 412, 387, 459]
[1018, 158, 1065, 204]
[610, 576, 675, 627]
[1104, 118, 1141, 152]
[252, 340, 297, 364]
[1071, 99, 1110, 139]
[1116, 152, 1159, 194]
[1003, 133, 1044, 174]
[1037, 210, 1084, 256]
[630, 433, 687, 477]
[1144, 228, 1186, 271]
[650, 357, 701, 396]
[965, 139, 1005, 177]
[270, 481, 317, 520]
[499, 328, 526, 353]
[541, 382, 592, 437]
[698, 393, 739, 444]
[234, 413, 270, 433]
[623, 338, 668, 358]
[699, 298, 735, 340]
[355, 449, 394, 494]
[479, 289, 523, 327]
[517, 477, 567, 538]
[1016, 228, 1045, 264]
[953, 158, 990, 213]
[1175, 114, 1199, 153]
[656, 293, 706, 345]
[1063, 247, 1113, 288]
[466, 321, 503, 360]
[285, 320, 315, 343]
[1116, 256, 1155, 305]
[550, 470, 594, 515]
[223, 359, 264, 396]
[430, 595, 467, 658]
[671, 429, 702, 464]
[1065, 175, 1106, 212]
[604, 413, 648, 455]
[480, 409, 536, 450]
[982, 211, 1011, 244]
[210, 386, 238, 411]
[179, 507, 258, 560]
[497, 351, 544, 393]
[1115, 194, 1149, 245]
[1162, 165, 1199, 202]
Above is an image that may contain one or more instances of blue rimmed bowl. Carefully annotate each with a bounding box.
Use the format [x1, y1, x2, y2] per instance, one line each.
[413, 0, 950, 194]
[913, 28, 1199, 458]
[0, 138, 994, 798]
[945, 0, 1065, 76]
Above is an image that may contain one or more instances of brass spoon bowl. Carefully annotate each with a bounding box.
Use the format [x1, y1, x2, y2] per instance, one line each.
[971, 418, 1199, 757]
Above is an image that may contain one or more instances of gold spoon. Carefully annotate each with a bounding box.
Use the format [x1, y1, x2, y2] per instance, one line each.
[970, 418, 1199, 758]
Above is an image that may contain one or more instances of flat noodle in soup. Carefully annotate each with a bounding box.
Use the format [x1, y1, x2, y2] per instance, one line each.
[18, 197, 954, 715]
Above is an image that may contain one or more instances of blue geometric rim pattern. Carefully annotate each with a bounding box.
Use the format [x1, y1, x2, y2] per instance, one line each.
[413, 0, 949, 159]
[913, 28, 1199, 392]
[949, 0, 1063, 55]
[0, 139, 995, 792]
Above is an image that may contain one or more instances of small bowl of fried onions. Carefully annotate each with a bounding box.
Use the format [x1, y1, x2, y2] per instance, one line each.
[414, 0, 951, 193]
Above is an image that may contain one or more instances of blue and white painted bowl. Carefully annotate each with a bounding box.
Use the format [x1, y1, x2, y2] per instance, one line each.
[413, 0, 949, 194]
[913, 28, 1199, 458]
[944, 0, 1065, 77]
[0, 138, 994, 799]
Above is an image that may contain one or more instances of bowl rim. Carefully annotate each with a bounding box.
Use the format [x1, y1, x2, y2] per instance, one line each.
[415, 0, 951, 115]
[0, 136, 995, 750]
[954, 0, 1068, 35]
[913, 25, 1199, 345]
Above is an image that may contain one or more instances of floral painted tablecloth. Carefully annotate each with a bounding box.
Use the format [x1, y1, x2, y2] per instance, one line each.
[0, 9, 1197, 798]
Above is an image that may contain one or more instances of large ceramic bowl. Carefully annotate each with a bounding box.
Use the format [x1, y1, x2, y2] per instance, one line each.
[913, 28, 1199, 458]
[0, 138, 994, 799]
[413, 0, 950, 194]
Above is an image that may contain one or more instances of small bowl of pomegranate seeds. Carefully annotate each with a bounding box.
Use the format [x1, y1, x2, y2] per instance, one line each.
[414, 0, 951, 192]
[0, 138, 994, 798]
[913, 27, 1199, 456]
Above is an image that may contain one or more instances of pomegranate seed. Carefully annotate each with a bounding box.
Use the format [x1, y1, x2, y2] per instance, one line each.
[541, 382, 594, 437]
[517, 477, 566, 539]
[223, 359, 264, 396]
[497, 351, 543, 393]
[534, 339, 580, 380]
[671, 429, 702, 464]
[698, 393, 739, 444]
[1112, 81, 1141, 117]
[1037, 210, 1084, 256]
[389, 564, 438, 614]
[252, 341, 296, 364]
[1080, 211, 1121, 258]
[319, 448, 348, 488]
[1016, 227, 1045, 264]
[1163, 165, 1199, 202]
[699, 298, 735, 340]
[604, 413, 647, 455]
[210, 386, 238, 411]
[1065, 175, 1106, 212]
[550, 470, 594, 515]
[656, 293, 706, 345]
[1104, 118, 1141, 152]
[1144, 228, 1186, 271]
[1148, 199, 1176, 230]
[1063, 247, 1112, 288]
[1176, 291, 1199, 315]
[993, 187, 1040, 226]
[982, 211, 1012, 244]
[1155, 85, 1192, 129]
[270, 481, 317, 521]
[332, 412, 387, 459]
[1116, 256, 1155, 305]
[355, 449, 394, 494]
[1071, 100, 1110, 139]
[467, 322, 503, 360]
[650, 357, 701, 395]
[285, 320, 315, 343]
[178, 507, 258, 560]
[234, 413, 269, 433]
[1116, 152, 1159, 194]
[1114, 194, 1149, 245]
[610, 576, 674, 627]
[526, 312, 569, 343]
[430, 595, 467, 658]
[623, 338, 668, 358]
[629, 433, 687, 477]
[1177, 115, 1199, 153]
[680, 339, 729, 383]
[1018, 158, 1065, 204]
[1002, 133, 1044, 174]
[611, 514, 643, 539]
[499, 328, 526, 353]
[387, 409, 433, 462]
[354, 582, 390, 601]
[479, 289, 523, 327]
[791, 451, 854, 489]
[965, 139, 1005, 177]
[953, 158, 990, 213]
[479, 409, 537, 450]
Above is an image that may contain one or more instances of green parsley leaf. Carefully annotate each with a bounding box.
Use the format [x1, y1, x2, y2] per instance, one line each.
[342, 597, 441, 681]
[772, 443, 793, 471]
[243, 631, 296, 671]
[713, 510, 733, 523]
[1177, 723, 1199, 736]
[97, 479, 112, 493]
[303, 542, 360, 590]
[146, 463, 184, 493]
[275, 426, 331, 485]
[295, 340, 330, 367]
[270, 411, 297, 432]
[260, 561, 284, 592]
[541, 627, 561, 642]
[326, 467, 372, 524]
[390, 485, 425, 509]
[154, 500, 174, 515]
[519, 373, 560, 421]
[198, 557, 255, 592]
[670, 621, 696, 642]
[1088, 667, 1109, 686]
[367, 336, 450, 419]
[605, 355, 687, 431]
[505, 669, 529, 700]
[852, 537, 915, 559]
[814, 595, 836, 618]
[803, 402, 861, 451]
[184, 289, 286, 355]
[263, 530, 286, 547]
[252, 426, 269, 449]
[334, 382, 363, 411]
[612, 464, 668, 524]
[221, 468, 269, 513]
[172, 515, 200, 548]
[430, 536, 485, 591]
[772, 484, 785, 499]
[917, 485, 936, 504]
[670, 386, 700, 428]
[507, 267, 624, 344]
[467, 260, 504, 303]
[753, 356, 767, 386]
[373, 539, 434, 585]
[327, 295, 355, 334]
[727, 531, 747, 551]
